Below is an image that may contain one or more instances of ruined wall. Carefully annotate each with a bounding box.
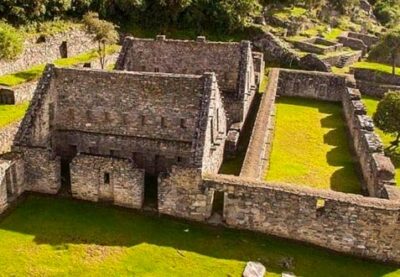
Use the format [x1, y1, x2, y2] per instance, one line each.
[342, 88, 396, 197]
[115, 36, 243, 93]
[241, 69, 279, 179]
[70, 154, 145, 208]
[158, 167, 213, 221]
[293, 38, 343, 55]
[356, 80, 400, 98]
[347, 32, 379, 48]
[203, 174, 400, 264]
[0, 122, 21, 154]
[338, 36, 368, 53]
[277, 69, 347, 101]
[0, 27, 94, 76]
[354, 68, 400, 87]
[17, 147, 60, 194]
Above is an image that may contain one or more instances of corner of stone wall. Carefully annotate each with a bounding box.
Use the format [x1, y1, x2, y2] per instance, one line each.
[158, 166, 212, 221]
[342, 87, 396, 197]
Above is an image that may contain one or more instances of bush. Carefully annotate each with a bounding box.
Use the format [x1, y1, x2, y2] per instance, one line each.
[0, 22, 24, 60]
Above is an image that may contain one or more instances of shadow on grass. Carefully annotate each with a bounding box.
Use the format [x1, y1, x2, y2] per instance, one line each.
[275, 97, 362, 194]
[0, 195, 398, 276]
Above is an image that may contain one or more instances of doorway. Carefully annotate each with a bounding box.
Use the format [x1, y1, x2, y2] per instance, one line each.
[59, 158, 71, 196]
[143, 173, 158, 210]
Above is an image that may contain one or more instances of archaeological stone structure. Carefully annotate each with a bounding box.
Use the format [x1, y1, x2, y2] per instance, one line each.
[115, 35, 264, 153]
[0, 36, 400, 265]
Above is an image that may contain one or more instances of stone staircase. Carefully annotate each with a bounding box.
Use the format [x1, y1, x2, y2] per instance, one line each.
[337, 55, 352, 68]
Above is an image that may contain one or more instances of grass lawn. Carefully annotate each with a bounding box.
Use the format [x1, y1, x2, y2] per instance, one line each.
[353, 61, 400, 76]
[265, 97, 361, 193]
[362, 95, 400, 186]
[0, 103, 29, 128]
[0, 45, 120, 87]
[0, 195, 399, 276]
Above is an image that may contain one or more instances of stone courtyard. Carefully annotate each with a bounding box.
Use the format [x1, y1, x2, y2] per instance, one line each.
[0, 35, 399, 265]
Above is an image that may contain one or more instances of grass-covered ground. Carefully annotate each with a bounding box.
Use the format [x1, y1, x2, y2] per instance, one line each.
[362, 95, 400, 186]
[0, 45, 120, 87]
[353, 61, 400, 76]
[0, 103, 29, 127]
[0, 195, 399, 276]
[265, 97, 361, 193]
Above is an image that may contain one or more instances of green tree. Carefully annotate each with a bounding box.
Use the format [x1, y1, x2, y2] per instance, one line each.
[0, 22, 23, 60]
[373, 91, 400, 147]
[370, 28, 400, 75]
[83, 12, 118, 69]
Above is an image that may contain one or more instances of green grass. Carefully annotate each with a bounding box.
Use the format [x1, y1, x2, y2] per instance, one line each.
[362, 95, 400, 186]
[324, 28, 344, 40]
[0, 195, 399, 276]
[353, 61, 400, 76]
[273, 7, 307, 20]
[265, 97, 361, 193]
[0, 45, 120, 87]
[0, 103, 29, 127]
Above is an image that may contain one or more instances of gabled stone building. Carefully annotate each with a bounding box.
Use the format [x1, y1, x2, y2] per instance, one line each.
[4, 62, 226, 208]
[116, 35, 264, 151]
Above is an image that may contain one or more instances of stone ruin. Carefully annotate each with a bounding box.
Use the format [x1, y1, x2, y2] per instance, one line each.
[0, 36, 399, 264]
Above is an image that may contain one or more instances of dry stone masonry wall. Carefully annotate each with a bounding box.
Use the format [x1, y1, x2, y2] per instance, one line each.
[0, 27, 94, 76]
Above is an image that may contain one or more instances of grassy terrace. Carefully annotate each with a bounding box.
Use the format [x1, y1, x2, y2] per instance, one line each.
[362, 96, 400, 186]
[0, 103, 29, 127]
[0, 195, 398, 276]
[0, 45, 119, 87]
[353, 61, 400, 76]
[265, 97, 361, 193]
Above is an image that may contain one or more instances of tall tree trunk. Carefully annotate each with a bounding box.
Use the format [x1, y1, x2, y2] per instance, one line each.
[392, 51, 396, 76]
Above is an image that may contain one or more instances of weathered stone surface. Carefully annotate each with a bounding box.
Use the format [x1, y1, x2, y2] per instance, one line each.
[299, 54, 331, 72]
[242, 261, 266, 277]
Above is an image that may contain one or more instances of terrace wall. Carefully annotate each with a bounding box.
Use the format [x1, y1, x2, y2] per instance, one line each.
[347, 32, 379, 48]
[337, 36, 368, 53]
[0, 27, 94, 76]
[70, 154, 145, 208]
[0, 154, 24, 213]
[342, 88, 396, 197]
[354, 68, 400, 87]
[277, 69, 347, 101]
[0, 122, 21, 154]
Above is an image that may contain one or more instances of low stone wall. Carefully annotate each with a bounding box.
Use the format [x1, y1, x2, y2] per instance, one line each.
[277, 69, 347, 101]
[293, 38, 343, 55]
[356, 80, 400, 97]
[252, 32, 300, 66]
[348, 32, 379, 48]
[342, 87, 396, 197]
[204, 174, 400, 264]
[0, 153, 24, 213]
[241, 69, 278, 178]
[338, 36, 368, 53]
[0, 27, 94, 76]
[354, 68, 400, 86]
[71, 154, 145, 208]
[321, 51, 362, 68]
[0, 122, 21, 154]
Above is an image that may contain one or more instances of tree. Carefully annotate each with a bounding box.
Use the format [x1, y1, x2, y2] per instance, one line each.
[373, 91, 400, 148]
[83, 12, 118, 69]
[0, 22, 23, 60]
[370, 28, 400, 75]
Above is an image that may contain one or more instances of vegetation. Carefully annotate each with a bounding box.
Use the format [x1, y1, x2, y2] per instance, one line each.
[83, 12, 119, 69]
[0, 103, 29, 128]
[265, 97, 361, 193]
[0, 45, 119, 87]
[363, 95, 400, 186]
[0, 195, 398, 276]
[352, 61, 400, 76]
[373, 91, 400, 147]
[369, 28, 400, 74]
[0, 22, 23, 60]
[373, 0, 400, 27]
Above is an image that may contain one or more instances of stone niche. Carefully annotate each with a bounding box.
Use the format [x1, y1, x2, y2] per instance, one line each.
[70, 154, 145, 208]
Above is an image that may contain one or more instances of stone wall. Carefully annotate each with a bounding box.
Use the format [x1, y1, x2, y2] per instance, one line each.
[277, 69, 347, 101]
[158, 167, 213, 221]
[342, 87, 396, 197]
[252, 31, 300, 67]
[347, 32, 379, 48]
[116, 35, 243, 93]
[356, 80, 400, 97]
[338, 36, 368, 53]
[293, 38, 343, 55]
[0, 26, 94, 76]
[16, 146, 61, 194]
[0, 122, 21, 154]
[241, 69, 279, 178]
[71, 154, 145, 208]
[203, 174, 400, 264]
[354, 68, 400, 86]
[0, 153, 25, 213]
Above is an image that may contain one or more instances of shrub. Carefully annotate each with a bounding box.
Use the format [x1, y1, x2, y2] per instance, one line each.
[373, 91, 400, 147]
[0, 22, 24, 60]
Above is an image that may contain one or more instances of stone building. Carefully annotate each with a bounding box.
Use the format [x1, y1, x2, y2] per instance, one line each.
[115, 35, 264, 152]
[7, 63, 226, 208]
